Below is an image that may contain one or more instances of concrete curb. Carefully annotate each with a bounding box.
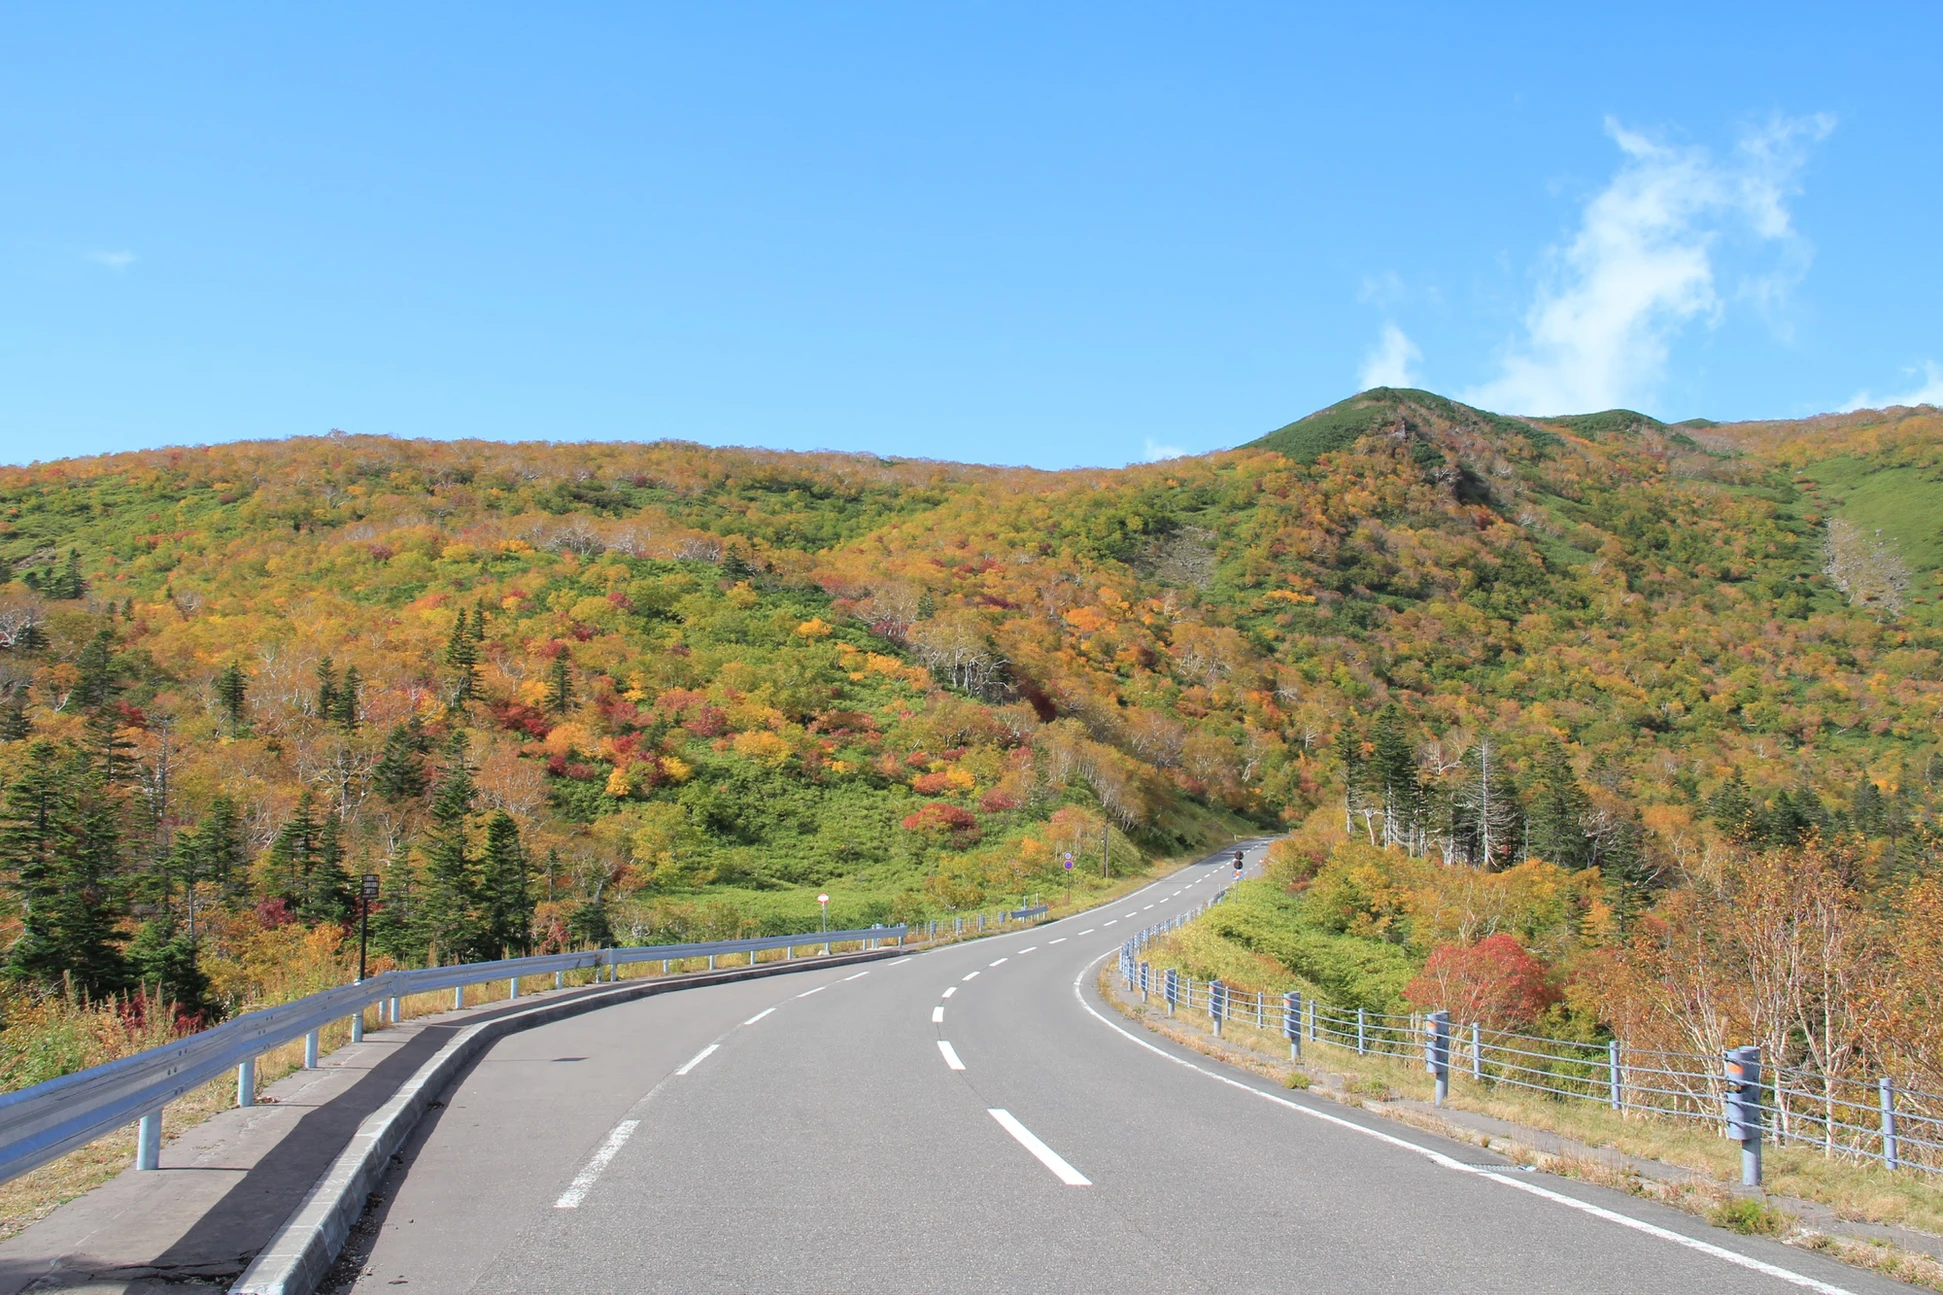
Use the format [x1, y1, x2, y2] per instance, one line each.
[229, 946, 908, 1295]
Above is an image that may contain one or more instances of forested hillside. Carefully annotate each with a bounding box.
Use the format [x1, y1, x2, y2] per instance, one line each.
[1, 388, 1939, 1084]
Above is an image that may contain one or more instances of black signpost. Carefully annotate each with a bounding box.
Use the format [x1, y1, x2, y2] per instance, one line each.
[359, 873, 381, 983]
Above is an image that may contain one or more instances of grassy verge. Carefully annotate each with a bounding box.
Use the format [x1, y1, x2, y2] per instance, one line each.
[1098, 965, 1943, 1291]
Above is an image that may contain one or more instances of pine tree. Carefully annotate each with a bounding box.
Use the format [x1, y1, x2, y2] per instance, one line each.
[373, 718, 430, 802]
[3, 742, 128, 997]
[267, 792, 321, 900]
[54, 550, 87, 601]
[546, 653, 573, 714]
[301, 810, 354, 924]
[417, 732, 481, 962]
[335, 666, 362, 731]
[215, 662, 249, 734]
[1450, 737, 1522, 868]
[1525, 743, 1593, 868]
[1851, 778, 1886, 837]
[479, 810, 532, 957]
[1333, 722, 1367, 838]
[127, 917, 213, 1021]
[1709, 774, 1755, 841]
[445, 611, 480, 702]
[0, 689, 29, 741]
[568, 894, 613, 949]
[1367, 704, 1420, 852]
[316, 656, 338, 721]
[73, 630, 118, 712]
[197, 796, 247, 899]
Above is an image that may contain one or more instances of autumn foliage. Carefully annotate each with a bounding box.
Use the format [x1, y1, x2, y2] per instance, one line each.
[1404, 933, 1557, 1030]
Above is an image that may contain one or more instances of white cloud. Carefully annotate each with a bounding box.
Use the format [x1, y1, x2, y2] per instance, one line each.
[1463, 114, 1833, 416]
[1139, 437, 1187, 462]
[1845, 360, 1943, 411]
[86, 250, 136, 271]
[1359, 322, 1421, 390]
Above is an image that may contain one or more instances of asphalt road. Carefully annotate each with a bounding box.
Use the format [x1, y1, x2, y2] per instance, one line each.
[336, 845, 1916, 1294]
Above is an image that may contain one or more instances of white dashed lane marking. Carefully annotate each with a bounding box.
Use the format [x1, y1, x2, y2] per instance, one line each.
[675, 1044, 718, 1076]
[988, 1109, 1090, 1186]
[938, 1041, 966, 1071]
[933, 1006, 945, 1023]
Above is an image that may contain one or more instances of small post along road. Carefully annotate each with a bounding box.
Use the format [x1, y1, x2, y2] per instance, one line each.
[334, 844, 1915, 1294]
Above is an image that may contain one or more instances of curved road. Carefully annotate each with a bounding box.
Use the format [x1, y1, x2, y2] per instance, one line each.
[335, 845, 1914, 1294]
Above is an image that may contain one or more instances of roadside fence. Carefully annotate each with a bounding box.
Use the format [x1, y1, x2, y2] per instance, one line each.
[0, 925, 907, 1188]
[1120, 897, 1941, 1186]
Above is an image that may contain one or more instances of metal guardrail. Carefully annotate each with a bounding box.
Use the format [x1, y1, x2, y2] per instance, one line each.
[1120, 898, 1943, 1183]
[0, 925, 906, 1185]
[919, 904, 1049, 940]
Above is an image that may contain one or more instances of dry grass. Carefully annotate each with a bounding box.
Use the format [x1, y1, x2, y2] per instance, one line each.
[1099, 966, 1943, 1263]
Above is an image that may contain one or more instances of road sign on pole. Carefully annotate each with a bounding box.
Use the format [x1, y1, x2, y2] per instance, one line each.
[818, 893, 829, 933]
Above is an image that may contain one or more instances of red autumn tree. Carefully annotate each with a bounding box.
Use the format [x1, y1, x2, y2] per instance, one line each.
[1404, 933, 1556, 1030]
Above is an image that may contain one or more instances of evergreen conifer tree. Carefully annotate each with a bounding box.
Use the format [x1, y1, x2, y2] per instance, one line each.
[1450, 737, 1522, 868]
[1332, 723, 1367, 838]
[418, 732, 481, 961]
[55, 550, 87, 600]
[479, 810, 532, 957]
[127, 917, 213, 1021]
[315, 656, 338, 721]
[335, 666, 361, 731]
[445, 611, 480, 702]
[1524, 743, 1593, 868]
[215, 662, 249, 734]
[1367, 704, 1420, 851]
[0, 689, 29, 741]
[3, 742, 128, 996]
[73, 630, 118, 712]
[373, 718, 430, 802]
[546, 653, 572, 714]
[302, 809, 354, 924]
[1709, 774, 1755, 841]
[267, 792, 320, 899]
[198, 796, 246, 899]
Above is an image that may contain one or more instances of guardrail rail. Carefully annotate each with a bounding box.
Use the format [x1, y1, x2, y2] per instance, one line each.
[0, 924, 908, 1184]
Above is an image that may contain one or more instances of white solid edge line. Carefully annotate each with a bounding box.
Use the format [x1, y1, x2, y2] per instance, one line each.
[743, 1007, 775, 1025]
[674, 1043, 719, 1076]
[933, 1006, 945, 1023]
[988, 1108, 1091, 1186]
[938, 1040, 966, 1070]
[1069, 953, 1859, 1295]
[797, 984, 827, 997]
[942, 986, 957, 998]
[555, 1118, 640, 1208]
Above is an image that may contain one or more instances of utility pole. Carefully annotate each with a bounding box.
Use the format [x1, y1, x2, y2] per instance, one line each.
[1102, 820, 1110, 880]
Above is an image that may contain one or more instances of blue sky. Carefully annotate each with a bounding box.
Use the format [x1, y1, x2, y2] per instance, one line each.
[2, 4, 1938, 469]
